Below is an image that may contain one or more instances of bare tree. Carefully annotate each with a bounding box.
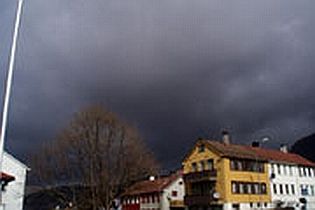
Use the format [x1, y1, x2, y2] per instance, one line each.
[31, 105, 159, 210]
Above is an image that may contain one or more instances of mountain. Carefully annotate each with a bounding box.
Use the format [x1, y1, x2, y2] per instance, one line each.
[291, 133, 315, 163]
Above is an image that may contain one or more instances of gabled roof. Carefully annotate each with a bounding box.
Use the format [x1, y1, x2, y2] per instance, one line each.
[204, 140, 268, 161]
[250, 146, 315, 167]
[201, 140, 315, 167]
[121, 171, 182, 196]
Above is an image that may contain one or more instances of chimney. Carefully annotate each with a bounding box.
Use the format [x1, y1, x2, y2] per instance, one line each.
[222, 130, 230, 145]
[280, 144, 288, 153]
[252, 141, 260, 147]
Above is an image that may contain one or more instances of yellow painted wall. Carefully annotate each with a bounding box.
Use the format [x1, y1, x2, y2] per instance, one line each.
[183, 145, 220, 174]
[183, 142, 271, 204]
[182, 144, 227, 202]
[223, 159, 271, 203]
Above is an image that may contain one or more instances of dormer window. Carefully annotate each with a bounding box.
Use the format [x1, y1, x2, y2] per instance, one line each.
[198, 144, 205, 153]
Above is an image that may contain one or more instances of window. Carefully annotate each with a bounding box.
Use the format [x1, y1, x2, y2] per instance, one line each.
[207, 159, 214, 170]
[279, 184, 283, 194]
[285, 184, 289, 195]
[232, 204, 240, 210]
[261, 183, 267, 194]
[198, 144, 205, 153]
[152, 195, 155, 203]
[192, 162, 197, 172]
[303, 168, 306, 176]
[171, 191, 177, 197]
[284, 165, 287, 175]
[251, 184, 256, 194]
[237, 161, 243, 170]
[200, 161, 205, 171]
[230, 159, 264, 172]
[250, 203, 253, 208]
[301, 185, 309, 196]
[291, 184, 295, 195]
[299, 167, 303, 176]
[243, 183, 249, 194]
[289, 166, 293, 176]
[277, 164, 281, 174]
[231, 181, 266, 195]
[273, 184, 277, 194]
[232, 182, 237, 194]
[230, 160, 237, 170]
[235, 182, 240, 194]
[247, 183, 252, 194]
[254, 183, 259, 194]
[239, 183, 244, 194]
[310, 186, 314, 196]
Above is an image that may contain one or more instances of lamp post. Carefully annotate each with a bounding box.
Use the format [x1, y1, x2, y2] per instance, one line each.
[0, 0, 24, 199]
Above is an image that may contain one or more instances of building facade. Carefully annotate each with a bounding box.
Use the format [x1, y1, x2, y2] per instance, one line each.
[250, 146, 315, 209]
[182, 139, 271, 210]
[0, 152, 29, 210]
[183, 137, 315, 210]
[121, 171, 185, 210]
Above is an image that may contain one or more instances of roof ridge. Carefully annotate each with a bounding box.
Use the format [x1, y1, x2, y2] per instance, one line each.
[204, 139, 315, 166]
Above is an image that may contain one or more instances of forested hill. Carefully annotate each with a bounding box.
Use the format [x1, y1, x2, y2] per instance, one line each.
[291, 133, 315, 163]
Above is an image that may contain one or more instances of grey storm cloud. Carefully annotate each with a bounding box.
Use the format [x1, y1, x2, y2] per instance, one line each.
[1, 0, 315, 168]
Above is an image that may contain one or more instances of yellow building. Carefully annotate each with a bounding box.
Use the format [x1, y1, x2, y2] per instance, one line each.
[182, 136, 271, 210]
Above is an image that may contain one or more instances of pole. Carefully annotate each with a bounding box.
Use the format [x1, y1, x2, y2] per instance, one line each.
[0, 0, 24, 192]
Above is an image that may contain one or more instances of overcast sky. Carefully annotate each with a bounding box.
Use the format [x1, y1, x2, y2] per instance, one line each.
[1, 0, 315, 169]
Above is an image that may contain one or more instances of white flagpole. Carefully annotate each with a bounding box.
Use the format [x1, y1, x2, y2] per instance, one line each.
[0, 0, 24, 185]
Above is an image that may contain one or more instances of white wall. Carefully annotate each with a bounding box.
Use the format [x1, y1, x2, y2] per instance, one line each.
[0, 152, 28, 210]
[223, 202, 270, 210]
[299, 170, 315, 210]
[269, 163, 315, 210]
[161, 177, 185, 210]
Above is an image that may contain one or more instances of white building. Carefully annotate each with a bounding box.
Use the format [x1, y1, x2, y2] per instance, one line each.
[269, 162, 315, 209]
[0, 152, 29, 210]
[121, 171, 185, 210]
[252, 145, 315, 210]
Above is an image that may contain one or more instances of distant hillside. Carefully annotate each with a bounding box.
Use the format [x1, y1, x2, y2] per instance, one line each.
[291, 133, 315, 163]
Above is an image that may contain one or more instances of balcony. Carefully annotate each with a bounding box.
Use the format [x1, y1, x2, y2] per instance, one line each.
[184, 170, 217, 183]
[184, 195, 216, 206]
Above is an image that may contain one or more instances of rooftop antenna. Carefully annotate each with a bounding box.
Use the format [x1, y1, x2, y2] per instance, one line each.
[0, 0, 24, 190]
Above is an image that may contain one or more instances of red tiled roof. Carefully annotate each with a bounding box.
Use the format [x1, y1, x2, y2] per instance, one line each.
[205, 140, 268, 161]
[0, 172, 15, 182]
[249, 146, 315, 167]
[122, 171, 182, 196]
[204, 140, 315, 167]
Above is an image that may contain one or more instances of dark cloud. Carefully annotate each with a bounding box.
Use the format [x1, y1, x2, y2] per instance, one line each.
[1, 0, 315, 169]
